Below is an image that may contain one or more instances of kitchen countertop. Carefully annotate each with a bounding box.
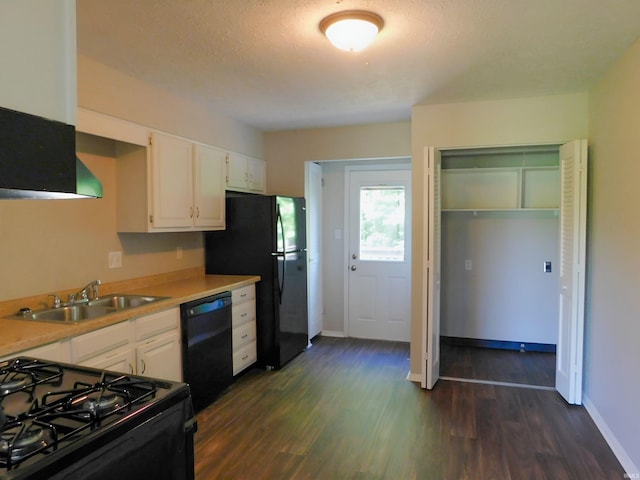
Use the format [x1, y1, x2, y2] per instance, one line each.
[0, 274, 259, 358]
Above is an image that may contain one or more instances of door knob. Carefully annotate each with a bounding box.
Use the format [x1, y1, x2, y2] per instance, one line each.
[352, 253, 357, 259]
[350, 265, 357, 271]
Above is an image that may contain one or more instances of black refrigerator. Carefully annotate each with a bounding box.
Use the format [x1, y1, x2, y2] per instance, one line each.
[205, 194, 308, 370]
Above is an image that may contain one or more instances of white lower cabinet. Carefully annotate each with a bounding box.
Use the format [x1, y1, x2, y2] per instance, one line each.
[71, 321, 132, 371]
[80, 345, 135, 374]
[3, 340, 70, 363]
[70, 308, 182, 381]
[135, 330, 182, 382]
[231, 285, 257, 375]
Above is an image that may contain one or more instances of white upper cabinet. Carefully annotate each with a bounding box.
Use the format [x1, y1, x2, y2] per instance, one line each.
[193, 144, 226, 228]
[226, 152, 266, 194]
[116, 131, 226, 232]
[151, 132, 194, 229]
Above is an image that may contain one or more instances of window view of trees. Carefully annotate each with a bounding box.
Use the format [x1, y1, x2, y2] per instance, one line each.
[359, 186, 405, 261]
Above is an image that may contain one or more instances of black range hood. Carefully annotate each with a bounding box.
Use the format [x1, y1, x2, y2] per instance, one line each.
[0, 106, 103, 199]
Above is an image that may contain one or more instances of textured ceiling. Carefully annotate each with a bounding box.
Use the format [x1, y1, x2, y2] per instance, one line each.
[76, 0, 640, 131]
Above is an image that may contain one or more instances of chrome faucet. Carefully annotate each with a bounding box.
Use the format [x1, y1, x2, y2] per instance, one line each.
[68, 279, 102, 303]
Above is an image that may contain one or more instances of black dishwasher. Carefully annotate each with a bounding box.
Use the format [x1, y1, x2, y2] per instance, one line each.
[180, 291, 233, 412]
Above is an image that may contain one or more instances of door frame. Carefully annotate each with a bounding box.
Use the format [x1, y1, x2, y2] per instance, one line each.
[343, 162, 412, 337]
[420, 141, 587, 404]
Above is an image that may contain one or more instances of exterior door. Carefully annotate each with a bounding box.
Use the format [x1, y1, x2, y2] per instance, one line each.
[347, 168, 412, 342]
[556, 139, 588, 405]
[421, 147, 442, 389]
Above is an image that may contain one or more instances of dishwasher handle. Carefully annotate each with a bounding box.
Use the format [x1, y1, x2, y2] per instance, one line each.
[184, 293, 232, 318]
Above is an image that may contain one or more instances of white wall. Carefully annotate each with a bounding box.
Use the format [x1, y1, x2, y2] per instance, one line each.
[585, 37, 640, 473]
[410, 93, 589, 375]
[441, 212, 559, 344]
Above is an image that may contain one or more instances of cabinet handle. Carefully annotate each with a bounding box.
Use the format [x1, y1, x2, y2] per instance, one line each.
[196, 207, 200, 218]
[241, 334, 248, 339]
[240, 293, 247, 298]
[241, 355, 249, 361]
[189, 206, 194, 218]
[141, 359, 146, 374]
[241, 312, 247, 318]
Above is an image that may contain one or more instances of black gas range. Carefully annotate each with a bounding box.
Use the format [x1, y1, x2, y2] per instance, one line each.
[0, 357, 196, 480]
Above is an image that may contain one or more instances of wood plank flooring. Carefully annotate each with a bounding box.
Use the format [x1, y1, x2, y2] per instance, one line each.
[194, 337, 623, 479]
[440, 341, 557, 387]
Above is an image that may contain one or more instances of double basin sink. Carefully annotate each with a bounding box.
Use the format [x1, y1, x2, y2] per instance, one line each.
[15, 295, 168, 323]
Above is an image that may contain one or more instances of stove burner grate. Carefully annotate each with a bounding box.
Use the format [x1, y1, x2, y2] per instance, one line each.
[0, 419, 57, 470]
[0, 359, 63, 399]
[42, 372, 157, 422]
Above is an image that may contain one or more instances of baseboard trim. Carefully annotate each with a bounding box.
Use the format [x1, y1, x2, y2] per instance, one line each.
[440, 376, 556, 391]
[442, 336, 557, 353]
[320, 330, 346, 338]
[583, 394, 638, 476]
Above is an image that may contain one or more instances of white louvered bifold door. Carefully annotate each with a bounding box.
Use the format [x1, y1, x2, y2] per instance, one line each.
[422, 147, 442, 389]
[556, 139, 588, 405]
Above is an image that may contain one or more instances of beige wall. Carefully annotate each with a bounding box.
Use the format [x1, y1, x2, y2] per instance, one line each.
[78, 54, 263, 157]
[410, 93, 589, 376]
[264, 122, 411, 196]
[0, 55, 263, 303]
[586, 37, 640, 471]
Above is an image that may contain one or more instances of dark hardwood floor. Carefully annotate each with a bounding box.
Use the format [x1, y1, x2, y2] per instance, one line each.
[194, 337, 623, 479]
[440, 341, 557, 387]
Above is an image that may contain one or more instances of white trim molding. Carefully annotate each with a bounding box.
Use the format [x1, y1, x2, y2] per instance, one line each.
[583, 394, 639, 476]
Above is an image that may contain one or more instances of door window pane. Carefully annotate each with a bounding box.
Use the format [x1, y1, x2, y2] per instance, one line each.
[359, 186, 405, 261]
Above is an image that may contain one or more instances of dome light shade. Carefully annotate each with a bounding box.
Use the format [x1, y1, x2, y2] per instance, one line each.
[320, 11, 384, 52]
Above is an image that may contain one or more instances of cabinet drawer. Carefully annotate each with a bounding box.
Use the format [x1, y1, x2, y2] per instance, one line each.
[134, 308, 179, 341]
[232, 284, 255, 304]
[232, 299, 256, 328]
[71, 322, 131, 363]
[233, 341, 257, 376]
[232, 321, 256, 351]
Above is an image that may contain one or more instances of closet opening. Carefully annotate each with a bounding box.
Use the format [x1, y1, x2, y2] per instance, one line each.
[438, 144, 561, 388]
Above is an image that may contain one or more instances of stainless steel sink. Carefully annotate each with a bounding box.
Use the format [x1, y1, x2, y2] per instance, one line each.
[87, 294, 168, 309]
[28, 305, 118, 323]
[9, 294, 169, 323]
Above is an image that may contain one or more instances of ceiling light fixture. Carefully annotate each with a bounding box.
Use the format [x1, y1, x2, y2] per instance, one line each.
[319, 10, 384, 52]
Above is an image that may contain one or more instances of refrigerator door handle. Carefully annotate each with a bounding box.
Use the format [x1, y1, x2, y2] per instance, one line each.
[276, 204, 286, 302]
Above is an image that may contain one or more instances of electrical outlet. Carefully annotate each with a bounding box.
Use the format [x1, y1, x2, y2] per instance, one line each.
[465, 259, 472, 271]
[176, 245, 183, 260]
[544, 261, 552, 273]
[108, 251, 122, 269]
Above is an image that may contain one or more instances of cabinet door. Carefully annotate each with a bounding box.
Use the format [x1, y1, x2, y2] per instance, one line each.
[80, 346, 134, 375]
[247, 156, 266, 193]
[226, 152, 248, 190]
[136, 331, 182, 382]
[151, 132, 194, 228]
[194, 144, 226, 229]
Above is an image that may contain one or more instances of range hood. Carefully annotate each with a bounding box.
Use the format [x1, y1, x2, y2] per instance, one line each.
[0, 106, 103, 199]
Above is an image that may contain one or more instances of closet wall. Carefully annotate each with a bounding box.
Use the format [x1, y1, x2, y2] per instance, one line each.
[440, 147, 560, 347]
